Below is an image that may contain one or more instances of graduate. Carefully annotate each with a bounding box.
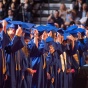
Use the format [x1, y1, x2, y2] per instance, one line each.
[0, 20, 10, 88]
[5, 24, 25, 88]
[28, 28, 45, 88]
[55, 29, 64, 88]
[21, 30, 36, 88]
[36, 26, 49, 88]
[46, 36, 61, 88]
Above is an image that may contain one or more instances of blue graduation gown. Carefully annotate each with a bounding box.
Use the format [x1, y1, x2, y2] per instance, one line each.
[77, 38, 88, 67]
[20, 49, 32, 88]
[46, 51, 60, 88]
[59, 44, 69, 88]
[5, 36, 24, 88]
[28, 39, 44, 88]
[0, 31, 10, 88]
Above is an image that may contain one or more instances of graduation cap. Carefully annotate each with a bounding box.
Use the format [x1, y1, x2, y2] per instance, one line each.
[35, 25, 47, 36]
[6, 24, 16, 30]
[46, 36, 54, 43]
[46, 25, 58, 33]
[75, 28, 86, 36]
[57, 28, 64, 35]
[46, 36, 57, 50]
[8, 21, 35, 29]
[69, 31, 78, 37]
[69, 28, 85, 36]
[63, 32, 70, 40]
[22, 22, 35, 30]
[22, 29, 30, 40]
[66, 25, 78, 32]
[4, 17, 12, 22]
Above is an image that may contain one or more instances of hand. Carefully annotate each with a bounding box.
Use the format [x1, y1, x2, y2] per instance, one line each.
[27, 68, 36, 75]
[34, 36, 38, 47]
[22, 76, 24, 80]
[66, 69, 71, 73]
[58, 68, 61, 74]
[2, 20, 7, 27]
[70, 69, 75, 73]
[42, 31, 48, 41]
[56, 33, 62, 43]
[34, 29, 38, 37]
[51, 78, 54, 84]
[77, 32, 82, 39]
[47, 72, 51, 80]
[4, 75, 8, 81]
[54, 23, 59, 28]
[16, 26, 23, 37]
[2, 20, 7, 33]
[67, 35, 74, 41]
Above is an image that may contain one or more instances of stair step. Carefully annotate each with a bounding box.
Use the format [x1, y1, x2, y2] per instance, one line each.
[33, 3, 73, 10]
[37, 10, 54, 15]
[34, 14, 49, 17]
[34, 21, 47, 25]
[36, 17, 48, 22]
[33, 0, 72, 3]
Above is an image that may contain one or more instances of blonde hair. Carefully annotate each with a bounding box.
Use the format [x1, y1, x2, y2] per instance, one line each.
[22, 46, 29, 58]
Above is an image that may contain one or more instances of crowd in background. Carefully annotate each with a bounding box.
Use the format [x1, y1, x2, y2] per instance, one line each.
[47, 0, 88, 29]
[0, 0, 34, 22]
[0, 0, 87, 24]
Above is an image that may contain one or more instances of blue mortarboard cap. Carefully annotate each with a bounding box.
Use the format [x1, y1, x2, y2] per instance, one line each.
[36, 25, 46, 31]
[66, 25, 78, 32]
[0, 23, 3, 28]
[46, 36, 54, 43]
[75, 28, 85, 36]
[23, 29, 30, 40]
[68, 28, 85, 36]
[46, 36, 57, 50]
[22, 22, 35, 30]
[23, 29, 30, 34]
[4, 17, 12, 22]
[68, 31, 78, 37]
[64, 33, 70, 40]
[35, 25, 47, 36]
[9, 24, 15, 28]
[57, 28, 64, 35]
[46, 25, 58, 33]
[75, 28, 85, 33]
[6, 24, 16, 30]
[8, 21, 32, 29]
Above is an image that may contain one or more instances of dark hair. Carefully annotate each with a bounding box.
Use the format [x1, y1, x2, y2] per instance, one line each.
[85, 56, 88, 61]
[70, 21, 75, 25]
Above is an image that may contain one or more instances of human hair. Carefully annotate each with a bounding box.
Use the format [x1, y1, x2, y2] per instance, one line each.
[85, 55, 88, 61]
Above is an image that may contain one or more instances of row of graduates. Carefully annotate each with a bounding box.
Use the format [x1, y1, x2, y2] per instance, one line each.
[0, 21, 88, 88]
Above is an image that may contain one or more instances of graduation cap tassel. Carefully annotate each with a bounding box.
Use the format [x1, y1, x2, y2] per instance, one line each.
[2, 49, 6, 75]
[43, 53, 47, 69]
[60, 54, 65, 72]
[63, 52, 67, 70]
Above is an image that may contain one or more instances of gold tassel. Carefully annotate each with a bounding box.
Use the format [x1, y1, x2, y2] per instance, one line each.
[60, 54, 65, 72]
[16, 51, 21, 71]
[2, 49, 6, 74]
[43, 53, 47, 69]
[63, 52, 67, 69]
